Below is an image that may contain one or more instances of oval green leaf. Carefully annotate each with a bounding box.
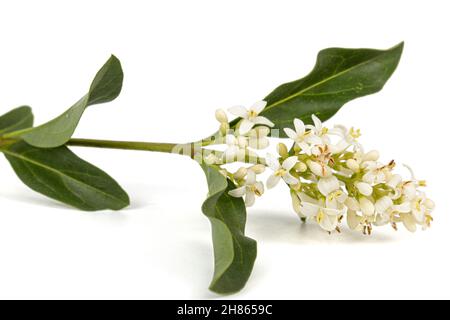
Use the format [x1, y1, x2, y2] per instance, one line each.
[0, 106, 34, 135]
[200, 164, 257, 294]
[6, 55, 123, 148]
[2, 141, 130, 211]
[257, 42, 404, 135]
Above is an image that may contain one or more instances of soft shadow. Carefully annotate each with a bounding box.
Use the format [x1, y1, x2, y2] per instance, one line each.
[1, 182, 168, 212]
[247, 210, 395, 244]
[2, 192, 74, 211]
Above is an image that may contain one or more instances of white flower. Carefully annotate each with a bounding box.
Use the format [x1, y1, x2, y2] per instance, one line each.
[228, 170, 264, 207]
[228, 101, 274, 134]
[223, 134, 247, 160]
[411, 192, 434, 225]
[329, 125, 363, 153]
[284, 118, 322, 155]
[296, 192, 344, 232]
[306, 115, 330, 144]
[266, 154, 299, 188]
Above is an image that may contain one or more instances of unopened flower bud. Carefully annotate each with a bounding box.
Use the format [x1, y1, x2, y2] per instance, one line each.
[295, 162, 307, 173]
[290, 190, 302, 215]
[277, 143, 289, 158]
[250, 164, 266, 174]
[363, 150, 380, 162]
[233, 167, 248, 180]
[355, 182, 373, 196]
[346, 159, 360, 172]
[215, 109, 228, 124]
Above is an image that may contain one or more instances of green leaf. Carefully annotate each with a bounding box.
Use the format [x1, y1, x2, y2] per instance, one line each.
[1, 141, 129, 211]
[8, 55, 123, 148]
[258, 42, 404, 135]
[200, 164, 257, 294]
[0, 106, 34, 135]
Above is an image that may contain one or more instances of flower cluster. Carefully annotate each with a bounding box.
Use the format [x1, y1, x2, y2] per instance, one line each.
[210, 101, 434, 234]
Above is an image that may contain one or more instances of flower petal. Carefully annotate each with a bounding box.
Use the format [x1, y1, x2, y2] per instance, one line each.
[375, 196, 393, 213]
[318, 212, 338, 232]
[266, 153, 281, 171]
[253, 116, 274, 127]
[359, 197, 375, 216]
[250, 101, 267, 114]
[246, 170, 256, 185]
[255, 182, 265, 195]
[283, 128, 298, 140]
[282, 156, 298, 170]
[294, 118, 305, 135]
[267, 174, 281, 189]
[318, 176, 340, 196]
[245, 191, 256, 207]
[299, 202, 320, 217]
[238, 119, 254, 135]
[402, 213, 417, 232]
[228, 186, 246, 198]
[311, 114, 322, 130]
[347, 210, 362, 230]
[228, 105, 248, 118]
[283, 173, 298, 185]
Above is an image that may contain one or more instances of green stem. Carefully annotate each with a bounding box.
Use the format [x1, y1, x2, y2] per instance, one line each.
[67, 138, 191, 156]
[67, 138, 267, 165]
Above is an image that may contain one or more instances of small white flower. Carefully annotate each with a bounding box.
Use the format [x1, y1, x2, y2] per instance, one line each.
[228, 101, 274, 134]
[306, 115, 330, 144]
[224, 134, 247, 160]
[329, 125, 363, 153]
[284, 118, 322, 155]
[296, 192, 344, 232]
[266, 154, 299, 188]
[228, 170, 264, 207]
[411, 192, 434, 225]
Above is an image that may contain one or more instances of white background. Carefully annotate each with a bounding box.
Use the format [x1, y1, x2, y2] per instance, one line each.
[0, 0, 449, 300]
